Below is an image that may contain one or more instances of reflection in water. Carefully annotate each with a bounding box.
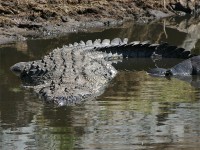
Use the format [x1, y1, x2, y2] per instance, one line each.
[0, 16, 200, 150]
[1, 72, 200, 150]
[77, 72, 200, 150]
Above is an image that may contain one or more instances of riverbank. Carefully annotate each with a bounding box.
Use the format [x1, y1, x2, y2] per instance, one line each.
[0, 0, 199, 44]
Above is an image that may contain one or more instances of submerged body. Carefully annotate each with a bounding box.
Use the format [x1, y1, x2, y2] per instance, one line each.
[10, 38, 194, 106]
[148, 55, 200, 77]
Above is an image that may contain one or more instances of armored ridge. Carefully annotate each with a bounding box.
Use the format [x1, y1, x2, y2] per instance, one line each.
[10, 38, 193, 106]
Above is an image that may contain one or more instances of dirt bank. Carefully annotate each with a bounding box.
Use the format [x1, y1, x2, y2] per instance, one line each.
[0, 0, 199, 44]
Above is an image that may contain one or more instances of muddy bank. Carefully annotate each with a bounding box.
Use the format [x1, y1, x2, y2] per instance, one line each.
[0, 0, 199, 44]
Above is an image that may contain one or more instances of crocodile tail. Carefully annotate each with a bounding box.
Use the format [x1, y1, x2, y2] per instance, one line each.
[154, 43, 194, 59]
[95, 38, 194, 59]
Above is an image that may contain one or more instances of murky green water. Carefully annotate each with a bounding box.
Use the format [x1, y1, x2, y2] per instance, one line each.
[1, 16, 200, 150]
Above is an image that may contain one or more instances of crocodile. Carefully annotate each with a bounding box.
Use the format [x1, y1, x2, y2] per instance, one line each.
[10, 38, 195, 106]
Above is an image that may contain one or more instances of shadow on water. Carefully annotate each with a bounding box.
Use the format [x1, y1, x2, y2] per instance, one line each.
[0, 16, 200, 150]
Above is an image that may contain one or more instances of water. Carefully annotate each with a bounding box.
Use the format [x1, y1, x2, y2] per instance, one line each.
[0, 16, 200, 150]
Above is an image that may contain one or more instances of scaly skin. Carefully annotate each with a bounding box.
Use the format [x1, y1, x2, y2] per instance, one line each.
[10, 38, 193, 106]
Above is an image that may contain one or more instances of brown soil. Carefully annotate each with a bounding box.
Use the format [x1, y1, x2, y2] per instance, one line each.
[0, 0, 198, 44]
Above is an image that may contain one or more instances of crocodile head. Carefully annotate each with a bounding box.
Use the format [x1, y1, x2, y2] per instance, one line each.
[148, 56, 200, 77]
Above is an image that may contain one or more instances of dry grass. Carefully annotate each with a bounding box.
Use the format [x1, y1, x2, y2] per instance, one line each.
[1, 0, 197, 28]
